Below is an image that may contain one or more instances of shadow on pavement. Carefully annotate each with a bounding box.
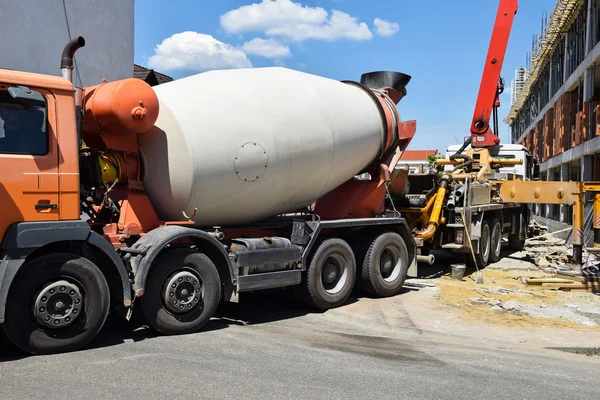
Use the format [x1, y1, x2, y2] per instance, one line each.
[5, 245, 522, 360]
[0, 287, 361, 361]
[547, 347, 600, 357]
[415, 244, 526, 280]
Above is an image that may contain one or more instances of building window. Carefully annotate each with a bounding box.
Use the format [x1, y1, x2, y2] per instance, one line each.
[0, 89, 48, 155]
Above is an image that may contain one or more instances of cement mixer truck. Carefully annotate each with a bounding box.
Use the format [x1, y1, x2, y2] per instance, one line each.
[0, 37, 418, 354]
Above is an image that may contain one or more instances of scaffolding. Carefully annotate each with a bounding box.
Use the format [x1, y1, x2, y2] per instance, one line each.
[505, 0, 584, 125]
[510, 67, 528, 105]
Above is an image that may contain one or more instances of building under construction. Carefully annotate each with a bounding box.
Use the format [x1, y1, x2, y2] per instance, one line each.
[506, 0, 600, 242]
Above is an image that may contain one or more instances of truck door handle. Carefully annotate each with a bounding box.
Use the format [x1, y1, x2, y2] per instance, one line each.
[35, 203, 58, 210]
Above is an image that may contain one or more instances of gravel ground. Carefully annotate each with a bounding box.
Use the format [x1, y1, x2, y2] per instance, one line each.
[508, 302, 599, 326]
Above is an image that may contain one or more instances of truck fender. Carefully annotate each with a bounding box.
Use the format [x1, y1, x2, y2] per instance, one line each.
[0, 221, 92, 323]
[0, 223, 133, 321]
[128, 225, 236, 297]
[0, 220, 90, 249]
[0, 255, 26, 323]
[86, 231, 133, 309]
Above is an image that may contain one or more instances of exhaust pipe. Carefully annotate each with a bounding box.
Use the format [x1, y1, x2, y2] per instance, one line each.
[417, 254, 435, 265]
[61, 36, 86, 83]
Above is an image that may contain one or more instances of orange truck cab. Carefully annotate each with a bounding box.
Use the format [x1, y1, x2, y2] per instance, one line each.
[0, 38, 133, 354]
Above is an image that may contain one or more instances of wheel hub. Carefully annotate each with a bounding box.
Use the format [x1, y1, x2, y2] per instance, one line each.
[380, 251, 394, 278]
[323, 263, 338, 284]
[321, 256, 348, 294]
[34, 280, 83, 328]
[163, 270, 203, 314]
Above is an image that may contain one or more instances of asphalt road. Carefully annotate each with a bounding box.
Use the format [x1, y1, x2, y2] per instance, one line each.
[1, 289, 598, 400]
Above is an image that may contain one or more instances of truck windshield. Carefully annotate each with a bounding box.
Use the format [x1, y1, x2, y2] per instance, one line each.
[0, 89, 48, 155]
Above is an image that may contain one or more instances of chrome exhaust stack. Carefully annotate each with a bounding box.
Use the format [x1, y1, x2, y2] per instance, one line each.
[60, 36, 85, 83]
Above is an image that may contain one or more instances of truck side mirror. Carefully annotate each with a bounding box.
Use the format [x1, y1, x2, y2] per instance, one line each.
[8, 85, 46, 107]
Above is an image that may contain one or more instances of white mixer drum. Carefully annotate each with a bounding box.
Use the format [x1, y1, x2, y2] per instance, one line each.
[138, 67, 387, 227]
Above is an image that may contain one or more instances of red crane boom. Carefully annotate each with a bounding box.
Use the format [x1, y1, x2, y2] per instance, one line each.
[470, 0, 518, 148]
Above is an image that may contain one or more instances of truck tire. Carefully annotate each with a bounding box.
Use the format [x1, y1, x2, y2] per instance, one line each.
[489, 217, 502, 264]
[508, 234, 525, 251]
[467, 219, 491, 269]
[297, 238, 356, 310]
[140, 248, 221, 335]
[3, 253, 110, 355]
[357, 232, 409, 297]
[508, 211, 527, 251]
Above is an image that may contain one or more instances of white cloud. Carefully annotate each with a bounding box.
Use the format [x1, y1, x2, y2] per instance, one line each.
[374, 18, 399, 37]
[243, 38, 291, 58]
[147, 31, 252, 73]
[220, 0, 372, 42]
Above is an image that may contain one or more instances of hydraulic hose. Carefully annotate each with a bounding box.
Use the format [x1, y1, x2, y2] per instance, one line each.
[449, 138, 473, 171]
[415, 174, 450, 240]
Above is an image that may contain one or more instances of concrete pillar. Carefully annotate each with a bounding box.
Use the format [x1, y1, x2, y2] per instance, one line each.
[549, 59, 554, 98]
[584, 0, 597, 102]
[582, 154, 593, 183]
[564, 33, 570, 82]
[586, 0, 594, 55]
[560, 163, 569, 222]
[584, 67, 594, 102]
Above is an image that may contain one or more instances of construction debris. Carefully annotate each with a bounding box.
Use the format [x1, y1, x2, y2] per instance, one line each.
[517, 230, 600, 292]
[523, 278, 575, 285]
[522, 276, 596, 291]
[527, 220, 548, 239]
[435, 267, 600, 329]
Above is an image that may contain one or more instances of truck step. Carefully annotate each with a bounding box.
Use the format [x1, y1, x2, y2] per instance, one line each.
[445, 223, 465, 228]
[237, 270, 301, 292]
[442, 243, 465, 249]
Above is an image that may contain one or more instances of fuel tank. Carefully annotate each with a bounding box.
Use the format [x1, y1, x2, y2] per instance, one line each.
[138, 67, 400, 227]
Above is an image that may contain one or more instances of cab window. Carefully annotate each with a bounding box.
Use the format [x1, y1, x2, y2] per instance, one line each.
[0, 89, 48, 155]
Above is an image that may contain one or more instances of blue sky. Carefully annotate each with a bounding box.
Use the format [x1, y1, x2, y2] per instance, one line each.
[134, 0, 556, 152]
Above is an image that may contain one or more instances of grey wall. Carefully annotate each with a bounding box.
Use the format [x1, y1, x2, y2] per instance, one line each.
[0, 0, 133, 87]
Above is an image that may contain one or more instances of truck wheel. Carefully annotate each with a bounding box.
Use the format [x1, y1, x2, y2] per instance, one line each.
[467, 219, 491, 269]
[489, 217, 502, 264]
[3, 253, 110, 355]
[357, 232, 409, 297]
[299, 238, 356, 310]
[508, 212, 527, 251]
[508, 233, 525, 251]
[140, 248, 221, 335]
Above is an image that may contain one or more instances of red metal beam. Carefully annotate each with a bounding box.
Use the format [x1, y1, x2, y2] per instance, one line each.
[470, 0, 518, 148]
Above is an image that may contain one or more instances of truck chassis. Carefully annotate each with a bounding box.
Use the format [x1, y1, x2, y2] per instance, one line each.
[0, 212, 415, 354]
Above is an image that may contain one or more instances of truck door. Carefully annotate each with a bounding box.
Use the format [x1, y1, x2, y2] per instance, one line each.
[0, 85, 60, 240]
